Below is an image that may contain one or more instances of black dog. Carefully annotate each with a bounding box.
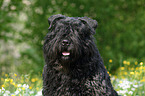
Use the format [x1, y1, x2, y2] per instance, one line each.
[43, 14, 118, 96]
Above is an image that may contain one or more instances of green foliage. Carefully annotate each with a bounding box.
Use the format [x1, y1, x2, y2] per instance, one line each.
[0, 0, 145, 74]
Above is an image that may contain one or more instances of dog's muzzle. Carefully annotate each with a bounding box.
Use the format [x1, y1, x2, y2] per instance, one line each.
[60, 39, 71, 61]
[62, 39, 70, 46]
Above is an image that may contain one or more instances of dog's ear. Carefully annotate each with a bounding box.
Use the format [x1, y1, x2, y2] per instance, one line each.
[48, 14, 65, 29]
[79, 17, 98, 30]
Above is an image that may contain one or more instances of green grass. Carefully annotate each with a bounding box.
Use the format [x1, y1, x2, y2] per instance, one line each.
[0, 61, 144, 96]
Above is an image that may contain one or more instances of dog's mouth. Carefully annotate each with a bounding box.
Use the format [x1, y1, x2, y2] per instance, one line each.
[61, 51, 71, 61]
[62, 52, 70, 56]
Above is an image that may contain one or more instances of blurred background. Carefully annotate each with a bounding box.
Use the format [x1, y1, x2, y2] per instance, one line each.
[0, 0, 145, 75]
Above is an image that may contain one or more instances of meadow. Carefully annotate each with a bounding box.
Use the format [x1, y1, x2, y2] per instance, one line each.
[1, 60, 144, 96]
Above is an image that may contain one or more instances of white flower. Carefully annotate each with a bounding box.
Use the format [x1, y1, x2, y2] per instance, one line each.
[5, 90, 10, 94]
[17, 84, 22, 87]
[18, 88, 22, 91]
[133, 84, 138, 88]
[23, 84, 29, 89]
[111, 76, 115, 81]
[139, 84, 143, 87]
[0, 87, 5, 94]
[30, 91, 34, 94]
[128, 91, 133, 94]
[15, 90, 20, 94]
[35, 89, 42, 96]
[122, 84, 130, 89]
[131, 88, 135, 91]
[117, 90, 127, 94]
[2, 87, 5, 91]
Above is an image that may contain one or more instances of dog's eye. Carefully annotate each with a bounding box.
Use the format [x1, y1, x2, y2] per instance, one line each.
[55, 29, 59, 32]
[62, 34, 67, 37]
[55, 27, 62, 32]
[55, 25, 63, 31]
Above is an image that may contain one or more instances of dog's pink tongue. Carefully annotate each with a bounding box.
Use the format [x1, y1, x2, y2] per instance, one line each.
[62, 52, 70, 56]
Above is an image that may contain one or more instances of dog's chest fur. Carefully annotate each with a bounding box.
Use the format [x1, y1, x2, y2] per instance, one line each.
[44, 64, 112, 96]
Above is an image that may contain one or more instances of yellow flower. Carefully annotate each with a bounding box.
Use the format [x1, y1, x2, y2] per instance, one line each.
[107, 71, 109, 74]
[136, 67, 139, 70]
[14, 73, 17, 76]
[36, 87, 39, 91]
[139, 66, 143, 70]
[124, 72, 128, 75]
[114, 75, 117, 79]
[10, 79, 13, 83]
[31, 78, 36, 82]
[2, 85, 5, 87]
[35, 78, 38, 81]
[123, 61, 127, 64]
[140, 62, 143, 66]
[140, 79, 145, 82]
[107, 72, 112, 77]
[109, 59, 112, 63]
[5, 74, 8, 77]
[22, 87, 25, 90]
[127, 61, 130, 65]
[121, 76, 125, 79]
[14, 84, 17, 87]
[11, 95, 16, 96]
[29, 86, 32, 89]
[119, 81, 123, 83]
[131, 68, 134, 70]
[121, 67, 125, 70]
[135, 61, 138, 65]
[5, 79, 10, 82]
[12, 82, 16, 86]
[130, 72, 134, 75]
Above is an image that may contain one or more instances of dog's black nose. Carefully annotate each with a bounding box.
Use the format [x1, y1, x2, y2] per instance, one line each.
[62, 39, 69, 46]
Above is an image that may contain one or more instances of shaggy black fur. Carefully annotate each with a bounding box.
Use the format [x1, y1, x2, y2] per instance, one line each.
[42, 14, 118, 96]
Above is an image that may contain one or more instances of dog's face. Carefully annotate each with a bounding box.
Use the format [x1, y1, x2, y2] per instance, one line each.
[43, 14, 98, 67]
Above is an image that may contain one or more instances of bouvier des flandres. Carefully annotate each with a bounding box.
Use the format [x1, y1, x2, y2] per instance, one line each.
[43, 14, 118, 96]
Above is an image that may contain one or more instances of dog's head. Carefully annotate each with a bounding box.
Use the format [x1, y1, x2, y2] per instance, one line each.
[43, 14, 98, 67]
